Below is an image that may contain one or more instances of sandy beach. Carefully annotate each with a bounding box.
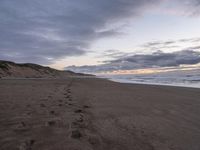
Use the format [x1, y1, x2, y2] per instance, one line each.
[0, 78, 200, 150]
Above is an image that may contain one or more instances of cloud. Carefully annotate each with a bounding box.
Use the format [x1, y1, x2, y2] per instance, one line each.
[0, 0, 162, 64]
[138, 37, 200, 54]
[1, 0, 200, 65]
[141, 37, 200, 49]
[66, 50, 200, 73]
[141, 40, 176, 48]
[183, 0, 200, 16]
[159, 0, 200, 16]
[98, 49, 129, 60]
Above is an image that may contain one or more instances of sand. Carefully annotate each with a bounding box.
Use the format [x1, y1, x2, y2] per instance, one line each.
[0, 78, 200, 150]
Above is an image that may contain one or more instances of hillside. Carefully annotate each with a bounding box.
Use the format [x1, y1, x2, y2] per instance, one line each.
[0, 60, 87, 78]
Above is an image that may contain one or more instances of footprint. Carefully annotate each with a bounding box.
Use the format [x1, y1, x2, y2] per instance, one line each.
[88, 135, 101, 146]
[50, 110, 55, 115]
[83, 105, 90, 109]
[72, 121, 85, 128]
[21, 121, 26, 127]
[19, 139, 35, 150]
[74, 109, 83, 113]
[47, 120, 56, 126]
[14, 121, 28, 132]
[66, 95, 70, 98]
[71, 130, 82, 139]
[58, 104, 62, 107]
[72, 118, 86, 129]
[76, 116, 84, 123]
[65, 102, 73, 106]
[40, 103, 46, 107]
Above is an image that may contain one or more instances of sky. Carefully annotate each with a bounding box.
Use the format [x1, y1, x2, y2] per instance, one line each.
[0, 0, 200, 74]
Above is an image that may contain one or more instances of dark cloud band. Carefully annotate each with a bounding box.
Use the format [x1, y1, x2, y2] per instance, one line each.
[66, 50, 200, 73]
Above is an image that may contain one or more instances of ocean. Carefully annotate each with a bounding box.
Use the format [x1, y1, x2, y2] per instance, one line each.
[100, 69, 200, 88]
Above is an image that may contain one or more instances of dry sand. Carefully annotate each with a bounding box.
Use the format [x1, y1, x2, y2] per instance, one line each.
[0, 78, 200, 150]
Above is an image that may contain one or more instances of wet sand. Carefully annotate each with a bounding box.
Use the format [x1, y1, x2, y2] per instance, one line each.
[0, 78, 200, 150]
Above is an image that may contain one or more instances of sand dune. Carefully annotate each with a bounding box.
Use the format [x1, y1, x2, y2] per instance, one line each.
[0, 60, 87, 78]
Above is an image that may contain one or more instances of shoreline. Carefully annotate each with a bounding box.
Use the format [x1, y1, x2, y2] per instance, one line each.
[109, 78, 200, 89]
[100, 76, 200, 89]
[1, 76, 200, 90]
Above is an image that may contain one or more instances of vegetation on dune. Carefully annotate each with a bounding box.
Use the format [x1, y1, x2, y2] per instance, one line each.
[0, 60, 93, 78]
[0, 60, 55, 73]
[19, 63, 49, 73]
[0, 62, 9, 70]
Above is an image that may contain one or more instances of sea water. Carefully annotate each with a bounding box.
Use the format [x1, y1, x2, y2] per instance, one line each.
[99, 69, 200, 88]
